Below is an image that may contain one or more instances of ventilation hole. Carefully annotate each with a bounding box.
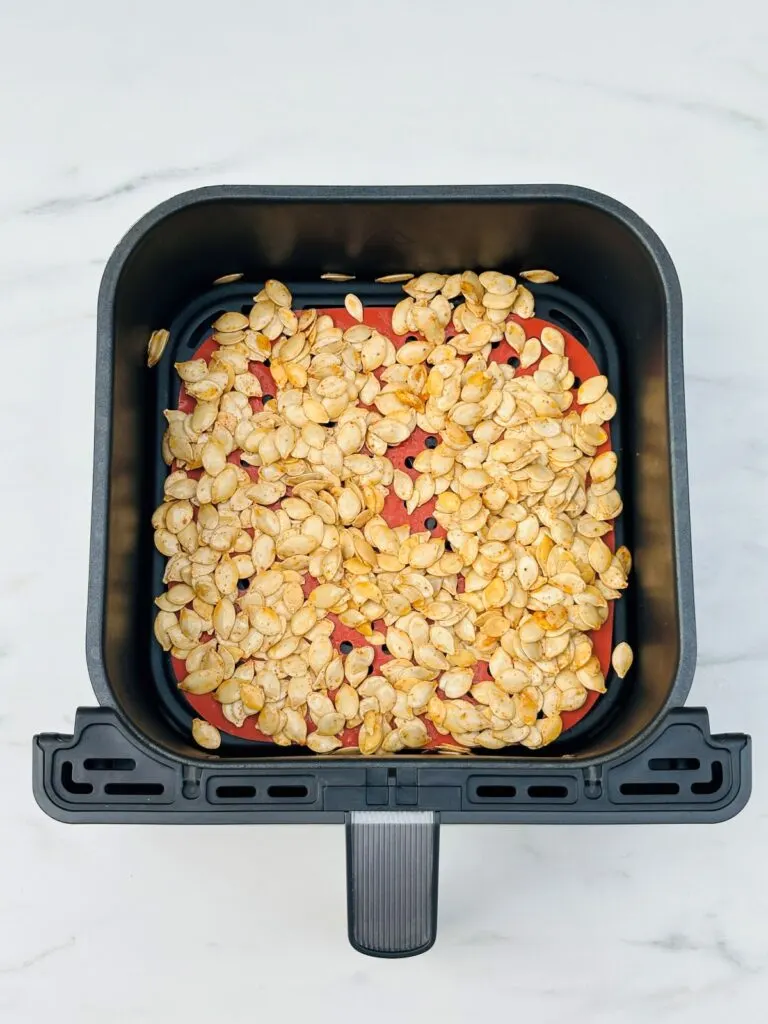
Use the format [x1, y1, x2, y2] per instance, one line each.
[549, 309, 589, 346]
[692, 761, 724, 795]
[404, 456, 415, 469]
[527, 784, 568, 799]
[340, 641, 353, 654]
[444, 539, 453, 551]
[387, 767, 397, 781]
[187, 322, 211, 351]
[326, 421, 337, 428]
[491, 340, 502, 349]
[476, 784, 517, 798]
[267, 785, 308, 799]
[381, 644, 390, 655]
[61, 762, 93, 795]
[425, 435, 438, 449]
[104, 782, 165, 796]
[263, 358, 270, 367]
[406, 336, 418, 343]
[367, 664, 374, 675]
[83, 758, 136, 772]
[216, 785, 257, 799]
[237, 577, 249, 591]
[572, 376, 582, 388]
[507, 356, 520, 368]
[649, 758, 700, 772]
[262, 394, 274, 404]
[424, 516, 437, 530]
[619, 781, 680, 796]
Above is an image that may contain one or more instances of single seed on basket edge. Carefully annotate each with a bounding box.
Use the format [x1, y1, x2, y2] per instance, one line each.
[147, 329, 170, 367]
[611, 642, 634, 678]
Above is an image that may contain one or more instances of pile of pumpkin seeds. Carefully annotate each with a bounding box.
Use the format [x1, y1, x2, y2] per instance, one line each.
[150, 269, 632, 754]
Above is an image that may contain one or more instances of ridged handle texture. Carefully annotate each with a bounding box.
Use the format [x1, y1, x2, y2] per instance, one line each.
[346, 811, 439, 957]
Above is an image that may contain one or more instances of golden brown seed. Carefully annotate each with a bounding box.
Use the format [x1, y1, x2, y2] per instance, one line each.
[611, 642, 634, 678]
[577, 375, 608, 405]
[147, 329, 170, 367]
[192, 718, 221, 749]
[520, 269, 559, 284]
[181, 669, 222, 695]
[265, 279, 292, 308]
[512, 286, 535, 318]
[391, 297, 414, 335]
[212, 312, 248, 333]
[307, 733, 342, 754]
[590, 451, 618, 483]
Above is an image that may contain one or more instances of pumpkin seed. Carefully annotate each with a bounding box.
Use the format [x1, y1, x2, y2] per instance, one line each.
[519, 336, 542, 368]
[345, 293, 364, 322]
[213, 312, 249, 333]
[520, 269, 559, 283]
[265, 279, 292, 308]
[147, 329, 170, 367]
[376, 273, 414, 283]
[192, 718, 221, 749]
[611, 641, 633, 678]
[577, 375, 608, 405]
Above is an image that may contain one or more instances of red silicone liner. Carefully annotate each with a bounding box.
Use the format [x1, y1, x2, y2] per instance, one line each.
[171, 307, 614, 748]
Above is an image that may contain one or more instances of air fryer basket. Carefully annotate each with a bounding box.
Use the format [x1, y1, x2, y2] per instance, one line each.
[33, 186, 751, 958]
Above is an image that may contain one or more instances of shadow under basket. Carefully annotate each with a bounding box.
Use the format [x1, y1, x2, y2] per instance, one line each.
[33, 185, 751, 958]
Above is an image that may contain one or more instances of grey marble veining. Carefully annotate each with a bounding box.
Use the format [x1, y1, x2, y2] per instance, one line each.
[1, 0, 766, 1021]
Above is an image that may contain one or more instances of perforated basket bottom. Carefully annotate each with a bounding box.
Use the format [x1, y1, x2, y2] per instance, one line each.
[170, 307, 614, 749]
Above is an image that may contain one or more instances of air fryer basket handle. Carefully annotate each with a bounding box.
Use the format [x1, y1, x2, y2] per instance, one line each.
[345, 811, 439, 957]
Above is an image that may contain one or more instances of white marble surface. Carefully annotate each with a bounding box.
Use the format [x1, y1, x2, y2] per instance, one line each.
[2, 0, 767, 1020]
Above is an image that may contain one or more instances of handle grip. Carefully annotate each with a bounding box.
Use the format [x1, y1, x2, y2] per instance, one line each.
[345, 810, 439, 957]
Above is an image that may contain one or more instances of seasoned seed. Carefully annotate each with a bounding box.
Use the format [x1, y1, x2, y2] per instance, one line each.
[147, 329, 170, 367]
[307, 733, 342, 753]
[192, 718, 221, 749]
[265, 279, 292, 308]
[181, 669, 222, 695]
[213, 312, 249, 333]
[577, 375, 608, 405]
[520, 269, 559, 283]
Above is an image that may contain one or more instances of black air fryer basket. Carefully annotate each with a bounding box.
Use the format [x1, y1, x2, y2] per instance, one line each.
[34, 186, 751, 957]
